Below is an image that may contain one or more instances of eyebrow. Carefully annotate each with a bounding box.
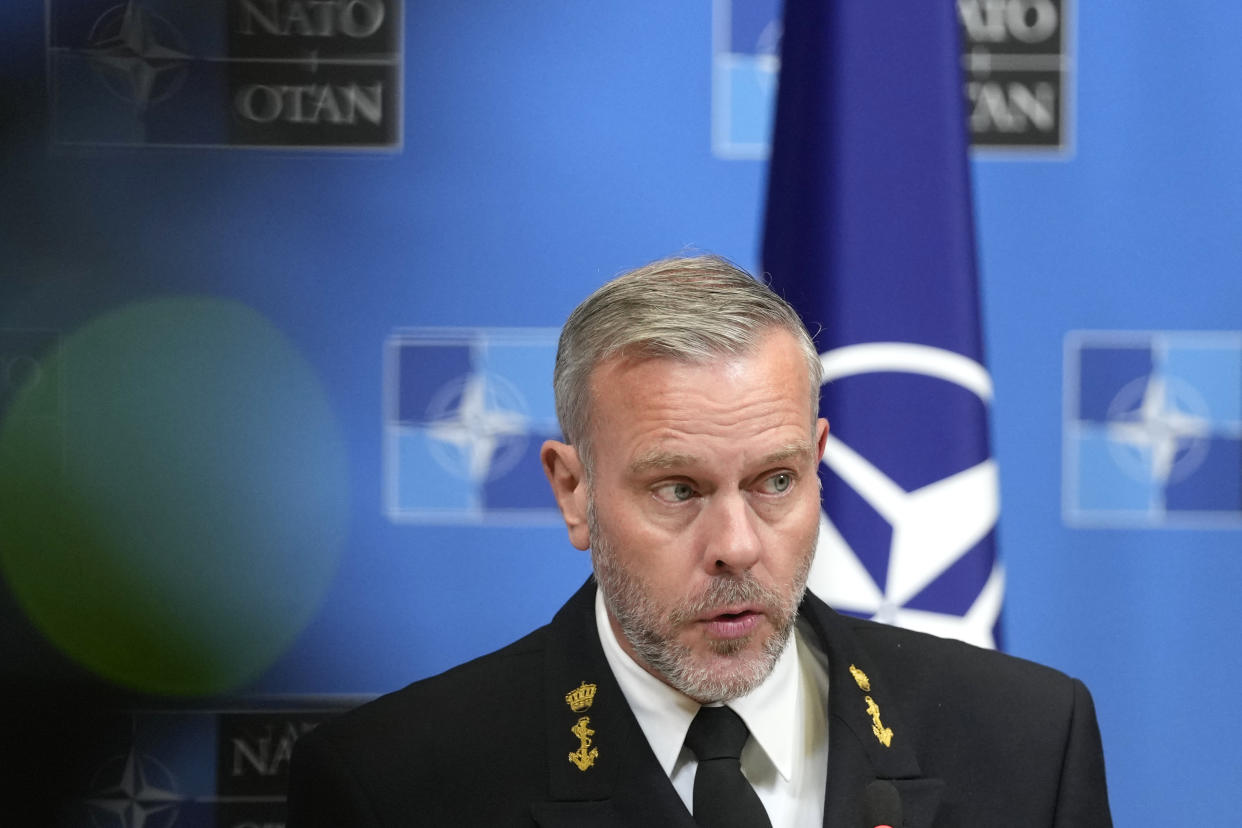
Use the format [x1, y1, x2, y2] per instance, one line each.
[627, 450, 699, 477]
[626, 441, 816, 477]
[757, 441, 817, 468]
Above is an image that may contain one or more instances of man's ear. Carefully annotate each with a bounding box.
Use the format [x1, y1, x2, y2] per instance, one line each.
[541, 440, 591, 550]
[815, 417, 829, 461]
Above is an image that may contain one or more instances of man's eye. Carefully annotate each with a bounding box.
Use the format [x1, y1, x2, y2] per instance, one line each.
[762, 472, 793, 494]
[655, 482, 696, 502]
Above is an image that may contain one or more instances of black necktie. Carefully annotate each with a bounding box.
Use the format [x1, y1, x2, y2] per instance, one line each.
[684, 706, 773, 828]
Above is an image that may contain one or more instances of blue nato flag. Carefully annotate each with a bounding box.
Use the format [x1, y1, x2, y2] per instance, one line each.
[762, 0, 1003, 648]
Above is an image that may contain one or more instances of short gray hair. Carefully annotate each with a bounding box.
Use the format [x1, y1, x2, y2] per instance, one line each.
[553, 254, 822, 472]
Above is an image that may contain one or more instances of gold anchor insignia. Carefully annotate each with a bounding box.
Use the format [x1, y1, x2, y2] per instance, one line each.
[568, 716, 599, 771]
[849, 663, 871, 692]
[565, 681, 597, 712]
[864, 696, 894, 747]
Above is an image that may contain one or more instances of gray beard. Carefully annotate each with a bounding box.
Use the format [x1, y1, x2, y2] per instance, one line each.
[588, 497, 812, 703]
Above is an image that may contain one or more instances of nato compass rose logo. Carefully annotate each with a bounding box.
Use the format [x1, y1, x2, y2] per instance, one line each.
[806, 343, 1004, 649]
[424, 372, 531, 484]
[1064, 331, 1242, 527]
[385, 328, 563, 524]
[1102, 373, 1212, 485]
[82, 2, 191, 111]
[85, 746, 183, 828]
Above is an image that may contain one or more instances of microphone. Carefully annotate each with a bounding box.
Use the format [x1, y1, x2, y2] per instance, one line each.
[861, 779, 903, 828]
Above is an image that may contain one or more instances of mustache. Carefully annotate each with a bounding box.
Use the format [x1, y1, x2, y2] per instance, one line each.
[668, 574, 789, 625]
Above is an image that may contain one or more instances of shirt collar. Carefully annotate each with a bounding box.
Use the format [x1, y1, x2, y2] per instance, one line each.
[594, 586, 803, 782]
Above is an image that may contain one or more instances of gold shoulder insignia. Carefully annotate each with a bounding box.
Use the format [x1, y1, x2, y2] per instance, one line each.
[864, 696, 894, 747]
[568, 716, 599, 770]
[849, 663, 871, 692]
[565, 681, 597, 712]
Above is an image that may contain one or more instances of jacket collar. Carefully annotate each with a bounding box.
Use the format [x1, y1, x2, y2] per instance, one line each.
[799, 596, 945, 828]
[532, 578, 696, 827]
[531, 579, 943, 827]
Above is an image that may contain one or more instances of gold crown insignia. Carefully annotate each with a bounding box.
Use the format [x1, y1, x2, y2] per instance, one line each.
[565, 681, 597, 712]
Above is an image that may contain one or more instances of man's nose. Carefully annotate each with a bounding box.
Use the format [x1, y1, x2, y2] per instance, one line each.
[702, 492, 762, 573]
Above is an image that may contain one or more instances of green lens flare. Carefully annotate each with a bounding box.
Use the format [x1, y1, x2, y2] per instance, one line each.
[0, 298, 348, 695]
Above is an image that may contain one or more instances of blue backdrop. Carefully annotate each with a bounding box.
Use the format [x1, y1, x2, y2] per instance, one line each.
[2, 2, 1240, 825]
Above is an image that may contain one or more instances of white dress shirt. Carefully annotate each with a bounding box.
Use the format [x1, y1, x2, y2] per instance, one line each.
[595, 589, 830, 827]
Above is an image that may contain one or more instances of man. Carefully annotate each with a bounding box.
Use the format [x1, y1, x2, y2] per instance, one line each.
[288, 255, 1112, 827]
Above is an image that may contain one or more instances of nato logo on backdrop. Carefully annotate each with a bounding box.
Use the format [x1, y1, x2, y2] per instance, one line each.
[69, 709, 337, 827]
[47, 0, 401, 149]
[711, 0, 1072, 158]
[1064, 331, 1242, 527]
[384, 328, 563, 525]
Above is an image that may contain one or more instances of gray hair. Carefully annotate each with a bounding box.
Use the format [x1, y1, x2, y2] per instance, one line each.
[553, 254, 822, 472]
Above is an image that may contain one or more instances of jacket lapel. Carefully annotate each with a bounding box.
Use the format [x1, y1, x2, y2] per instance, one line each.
[800, 597, 945, 828]
[531, 579, 696, 828]
[531, 582, 944, 827]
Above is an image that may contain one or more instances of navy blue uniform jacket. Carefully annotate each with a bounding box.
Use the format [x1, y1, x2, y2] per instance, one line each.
[287, 579, 1112, 827]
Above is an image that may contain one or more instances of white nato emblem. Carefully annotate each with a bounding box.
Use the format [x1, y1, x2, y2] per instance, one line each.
[1062, 329, 1242, 528]
[1104, 373, 1212, 485]
[383, 327, 562, 524]
[425, 372, 531, 483]
[808, 343, 1004, 649]
[86, 746, 183, 828]
[83, 2, 192, 109]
